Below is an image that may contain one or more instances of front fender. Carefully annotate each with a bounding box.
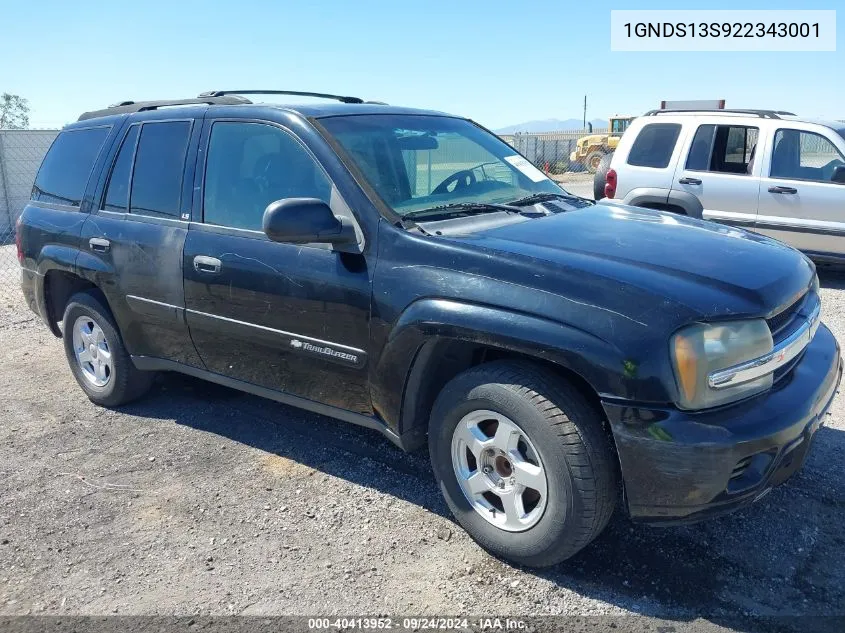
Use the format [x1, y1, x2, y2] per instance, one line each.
[371, 298, 627, 438]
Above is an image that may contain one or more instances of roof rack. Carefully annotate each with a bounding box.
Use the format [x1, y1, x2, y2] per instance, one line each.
[198, 90, 365, 104]
[77, 95, 252, 121]
[643, 109, 796, 120]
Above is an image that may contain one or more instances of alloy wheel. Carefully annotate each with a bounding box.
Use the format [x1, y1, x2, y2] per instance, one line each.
[451, 409, 548, 532]
[71, 315, 113, 388]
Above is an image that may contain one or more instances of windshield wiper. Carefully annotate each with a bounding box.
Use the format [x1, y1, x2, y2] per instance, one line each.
[402, 202, 521, 220]
[508, 192, 592, 207]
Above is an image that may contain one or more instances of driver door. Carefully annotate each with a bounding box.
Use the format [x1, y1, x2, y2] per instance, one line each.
[182, 118, 373, 413]
[756, 126, 845, 258]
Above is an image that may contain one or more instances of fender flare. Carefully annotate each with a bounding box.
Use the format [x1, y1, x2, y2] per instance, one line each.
[371, 298, 624, 441]
[33, 245, 84, 336]
[623, 187, 703, 219]
[665, 189, 704, 219]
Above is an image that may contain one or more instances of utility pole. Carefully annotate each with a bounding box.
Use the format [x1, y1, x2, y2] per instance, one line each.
[583, 95, 587, 129]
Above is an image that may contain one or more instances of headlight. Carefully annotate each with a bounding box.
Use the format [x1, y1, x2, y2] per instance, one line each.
[670, 319, 773, 410]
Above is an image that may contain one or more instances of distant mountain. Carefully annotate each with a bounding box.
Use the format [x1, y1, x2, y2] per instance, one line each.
[495, 118, 608, 134]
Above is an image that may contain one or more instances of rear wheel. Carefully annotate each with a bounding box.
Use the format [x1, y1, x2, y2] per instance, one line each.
[62, 291, 155, 407]
[428, 361, 618, 567]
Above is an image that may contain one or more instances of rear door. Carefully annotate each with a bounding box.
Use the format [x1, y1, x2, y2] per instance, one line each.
[182, 117, 373, 413]
[672, 121, 766, 228]
[756, 125, 845, 258]
[82, 114, 203, 367]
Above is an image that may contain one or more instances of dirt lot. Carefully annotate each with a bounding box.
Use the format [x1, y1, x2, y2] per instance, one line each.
[1, 246, 844, 633]
[553, 172, 594, 200]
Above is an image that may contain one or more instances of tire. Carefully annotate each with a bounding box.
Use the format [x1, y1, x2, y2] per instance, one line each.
[585, 150, 605, 174]
[428, 360, 618, 567]
[593, 152, 614, 200]
[62, 291, 155, 407]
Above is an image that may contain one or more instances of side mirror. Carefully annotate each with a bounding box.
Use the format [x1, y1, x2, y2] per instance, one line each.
[262, 198, 356, 246]
[832, 165, 845, 184]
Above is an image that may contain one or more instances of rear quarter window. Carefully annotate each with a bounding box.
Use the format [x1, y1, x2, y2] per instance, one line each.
[32, 127, 110, 207]
[626, 123, 682, 169]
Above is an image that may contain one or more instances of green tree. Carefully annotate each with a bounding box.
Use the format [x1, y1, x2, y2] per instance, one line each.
[0, 93, 30, 129]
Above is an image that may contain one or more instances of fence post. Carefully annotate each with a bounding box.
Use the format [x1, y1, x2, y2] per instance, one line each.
[0, 132, 13, 235]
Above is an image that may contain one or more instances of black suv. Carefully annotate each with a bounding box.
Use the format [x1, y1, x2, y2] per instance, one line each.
[18, 90, 842, 567]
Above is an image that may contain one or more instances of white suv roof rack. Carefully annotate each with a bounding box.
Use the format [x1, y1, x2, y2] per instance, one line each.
[643, 109, 795, 120]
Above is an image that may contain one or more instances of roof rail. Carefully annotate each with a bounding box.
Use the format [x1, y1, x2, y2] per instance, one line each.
[643, 108, 796, 120]
[198, 89, 365, 104]
[78, 95, 252, 121]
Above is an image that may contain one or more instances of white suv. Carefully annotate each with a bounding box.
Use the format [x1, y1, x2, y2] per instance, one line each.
[600, 109, 845, 262]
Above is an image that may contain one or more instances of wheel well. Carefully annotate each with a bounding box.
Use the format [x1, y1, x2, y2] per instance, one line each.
[43, 271, 100, 337]
[400, 340, 607, 449]
[638, 202, 687, 215]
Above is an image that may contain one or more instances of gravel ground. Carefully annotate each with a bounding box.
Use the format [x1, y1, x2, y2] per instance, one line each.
[0, 247, 844, 633]
[554, 172, 594, 200]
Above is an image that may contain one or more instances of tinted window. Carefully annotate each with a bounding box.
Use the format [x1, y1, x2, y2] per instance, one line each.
[771, 129, 845, 183]
[103, 125, 140, 212]
[203, 122, 331, 231]
[32, 127, 110, 207]
[130, 121, 191, 217]
[686, 124, 758, 174]
[685, 124, 715, 171]
[627, 123, 681, 168]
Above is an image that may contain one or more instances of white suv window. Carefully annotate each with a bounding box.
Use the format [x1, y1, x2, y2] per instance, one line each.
[770, 129, 845, 183]
[626, 123, 681, 168]
[685, 124, 759, 175]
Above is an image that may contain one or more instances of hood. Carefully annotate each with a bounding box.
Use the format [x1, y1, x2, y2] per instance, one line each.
[463, 204, 814, 320]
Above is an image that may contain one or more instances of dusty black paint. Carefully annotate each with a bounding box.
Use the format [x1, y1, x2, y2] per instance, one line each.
[17, 99, 842, 523]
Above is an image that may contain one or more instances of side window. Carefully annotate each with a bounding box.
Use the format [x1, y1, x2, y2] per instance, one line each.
[32, 127, 110, 207]
[626, 123, 681, 169]
[686, 124, 758, 174]
[130, 121, 192, 217]
[203, 121, 331, 231]
[103, 125, 140, 212]
[771, 129, 845, 183]
[685, 125, 716, 171]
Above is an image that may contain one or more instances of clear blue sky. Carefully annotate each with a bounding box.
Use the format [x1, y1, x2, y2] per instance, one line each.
[1, 0, 841, 129]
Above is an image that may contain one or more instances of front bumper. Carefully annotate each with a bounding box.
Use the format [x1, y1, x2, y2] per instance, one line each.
[603, 322, 841, 525]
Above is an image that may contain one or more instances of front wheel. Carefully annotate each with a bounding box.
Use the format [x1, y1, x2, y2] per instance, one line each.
[428, 361, 618, 567]
[62, 291, 155, 407]
[585, 150, 605, 174]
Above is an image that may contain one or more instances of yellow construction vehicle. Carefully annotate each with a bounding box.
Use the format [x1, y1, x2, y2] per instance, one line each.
[570, 115, 635, 173]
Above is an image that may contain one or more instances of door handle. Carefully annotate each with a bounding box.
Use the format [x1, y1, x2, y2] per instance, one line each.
[89, 237, 110, 252]
[768, 186, 798, 195]
[678, 177, 702, 185]
[193, 255, 222, 274]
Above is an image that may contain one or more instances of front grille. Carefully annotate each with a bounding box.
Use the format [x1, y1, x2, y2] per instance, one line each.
[766, 292, 806, 339]
[730, 456, 753, 481]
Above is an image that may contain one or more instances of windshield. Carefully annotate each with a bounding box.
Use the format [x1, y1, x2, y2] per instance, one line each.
[319, 114, 565, 217]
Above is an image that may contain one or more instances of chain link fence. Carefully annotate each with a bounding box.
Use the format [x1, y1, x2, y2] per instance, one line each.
[0, 129, 59, 301]
[500, 129, 609, 176]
